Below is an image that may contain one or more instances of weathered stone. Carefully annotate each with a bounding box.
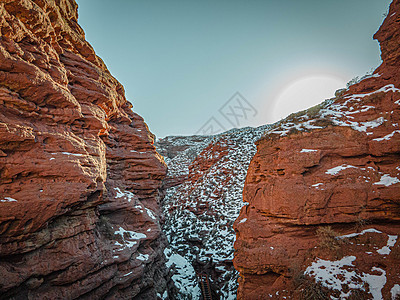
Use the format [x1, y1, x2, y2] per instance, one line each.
[234, 1, 400, 298]
[0, 0, 168, 298]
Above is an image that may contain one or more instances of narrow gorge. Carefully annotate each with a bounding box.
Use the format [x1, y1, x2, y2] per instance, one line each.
[0, 0, 399, 299]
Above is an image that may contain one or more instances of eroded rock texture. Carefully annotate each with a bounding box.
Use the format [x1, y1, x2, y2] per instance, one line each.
[234, 1, 400, 299]
[0, 0, 167, 299]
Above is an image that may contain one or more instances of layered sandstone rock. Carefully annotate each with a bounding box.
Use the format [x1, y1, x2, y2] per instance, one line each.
[234, 1, 400, 299]
[0, 0, 168, 299]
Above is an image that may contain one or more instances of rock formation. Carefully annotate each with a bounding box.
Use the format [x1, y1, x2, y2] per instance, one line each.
[234, 1, 400, 299]
[157, 126, 268, 299]
[0, 0, 168, 299]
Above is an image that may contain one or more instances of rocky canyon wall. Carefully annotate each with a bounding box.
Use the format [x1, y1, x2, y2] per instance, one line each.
[0, 0, 168, 299]
[234, 1, 400, 299]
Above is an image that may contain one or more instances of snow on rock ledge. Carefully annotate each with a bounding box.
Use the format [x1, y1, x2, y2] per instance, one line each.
[234, 0, 400, 298]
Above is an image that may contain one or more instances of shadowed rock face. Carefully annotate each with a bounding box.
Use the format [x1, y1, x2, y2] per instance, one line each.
[0, 0, 168, 299]
[234, 1, 400, 299]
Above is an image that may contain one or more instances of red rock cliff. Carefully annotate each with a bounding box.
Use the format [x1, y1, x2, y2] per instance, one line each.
[234, 1, 400, 299]
[0, 0, 168, 298]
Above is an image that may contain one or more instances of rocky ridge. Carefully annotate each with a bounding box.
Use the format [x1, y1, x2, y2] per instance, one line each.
[157, 125, 269, 299]
[0, 0, 168, 299]
[234, 1, 400, 299]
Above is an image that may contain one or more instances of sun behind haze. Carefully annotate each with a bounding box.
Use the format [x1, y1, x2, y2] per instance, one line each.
[76, 0, 391, 137]
[271, 74, 347, 122]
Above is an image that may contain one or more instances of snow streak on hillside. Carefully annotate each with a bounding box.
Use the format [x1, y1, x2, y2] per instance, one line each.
[157, 125, 269, 299]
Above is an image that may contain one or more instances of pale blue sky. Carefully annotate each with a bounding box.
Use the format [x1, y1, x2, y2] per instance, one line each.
[76, 0, 391, 137]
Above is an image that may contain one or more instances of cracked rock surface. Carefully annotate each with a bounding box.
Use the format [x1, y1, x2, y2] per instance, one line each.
[234, 1, 400, 299]
[0, 1, 168, 299]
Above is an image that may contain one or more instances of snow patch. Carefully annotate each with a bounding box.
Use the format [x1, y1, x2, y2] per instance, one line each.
[164, 247, 202, 299]
[377, 235, 398, 255]
[145, 207, 157, 220]
[52, 152, 84, 157]
[373, 130, 400, 142]
[362, 267, 387, 300]
[347, 84, 400, 99]
[115, 227, 146, 240]
[356, 117, 386, 132]
[162, 291, 168, 300]
[338, 228, 382, 240]
[130, 149, 146, 154]
[305, 256, 358, 297]
[114, 187, 135, 202]
[312, 183, 324, 189]
[114, 226, 146, 249]
[391, 284, 400, 300]
[305, 256, 387, 300]
[373, 174, 400, 187]
[300, 149, 318, 153]
[136, 253, 149, 261]
[61, 151, 83, 156]
[326, 164, 357, 176]
[0, 197, 17, 202]
[370, 73, 381, 78]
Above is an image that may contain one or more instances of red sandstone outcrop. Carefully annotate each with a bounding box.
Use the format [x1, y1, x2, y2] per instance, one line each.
[234, 1, 400, 299]
[0, 0, 168, 299]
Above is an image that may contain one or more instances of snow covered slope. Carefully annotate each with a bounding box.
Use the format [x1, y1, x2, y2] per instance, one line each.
[156, 125, 269, 299]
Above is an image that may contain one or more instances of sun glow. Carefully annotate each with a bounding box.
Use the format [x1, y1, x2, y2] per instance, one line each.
[271, 74, 347, 123]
